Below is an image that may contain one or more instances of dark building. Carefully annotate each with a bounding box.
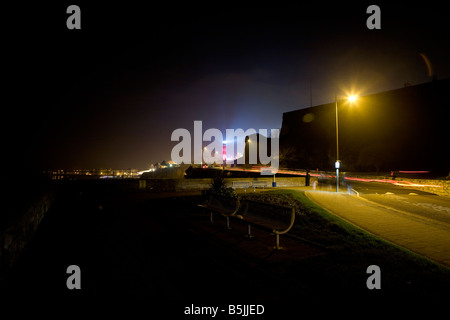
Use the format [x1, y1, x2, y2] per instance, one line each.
[228, 133, 273, 168]
[279, 78, 450, 174]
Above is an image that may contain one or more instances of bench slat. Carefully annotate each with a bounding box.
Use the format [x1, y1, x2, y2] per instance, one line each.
[240, 200, 295, 235]
[199, 195, 296, 250]
[199, 194, 240, 216]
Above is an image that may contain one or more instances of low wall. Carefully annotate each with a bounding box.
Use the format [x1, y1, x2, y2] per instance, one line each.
[0, 189, 55, 281]
[141, 176, 316, 192]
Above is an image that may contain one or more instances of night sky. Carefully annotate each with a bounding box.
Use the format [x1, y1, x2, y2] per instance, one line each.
[3, 2, 450, 173]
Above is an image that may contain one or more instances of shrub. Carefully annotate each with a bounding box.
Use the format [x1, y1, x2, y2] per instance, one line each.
[206, 172, 237, 198]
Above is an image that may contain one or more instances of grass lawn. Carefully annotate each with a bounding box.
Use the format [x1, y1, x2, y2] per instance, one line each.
[237, 189, 450, 303]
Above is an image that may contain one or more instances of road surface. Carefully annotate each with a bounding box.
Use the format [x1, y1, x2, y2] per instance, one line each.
[346, 180, 450, 228]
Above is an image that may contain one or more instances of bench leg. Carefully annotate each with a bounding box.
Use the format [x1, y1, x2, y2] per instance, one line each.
[245, 224, 254, 238]
[273, 234, 283, 250]
[225, 216, 231, 229]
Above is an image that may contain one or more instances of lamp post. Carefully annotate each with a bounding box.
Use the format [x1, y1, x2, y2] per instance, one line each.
[201, 146, 207, 168]
[334, 94, 357, 192]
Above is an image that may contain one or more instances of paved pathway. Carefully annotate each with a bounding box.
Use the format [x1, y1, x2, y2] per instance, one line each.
[304, 190, 450, 268]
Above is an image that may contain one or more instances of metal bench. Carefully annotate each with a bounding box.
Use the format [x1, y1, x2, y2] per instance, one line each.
[236, 200, 295, 250]
[252, 181, 268, 192]
[198, 194, 240, 229]
[231, 181, 252, 192]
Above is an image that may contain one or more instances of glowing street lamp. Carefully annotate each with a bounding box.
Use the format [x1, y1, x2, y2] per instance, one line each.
[334, 94, 358, 192]
[347, 94, 358, 103]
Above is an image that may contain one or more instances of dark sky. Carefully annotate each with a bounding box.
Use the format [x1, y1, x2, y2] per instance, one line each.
[3, 2, 450, 172]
